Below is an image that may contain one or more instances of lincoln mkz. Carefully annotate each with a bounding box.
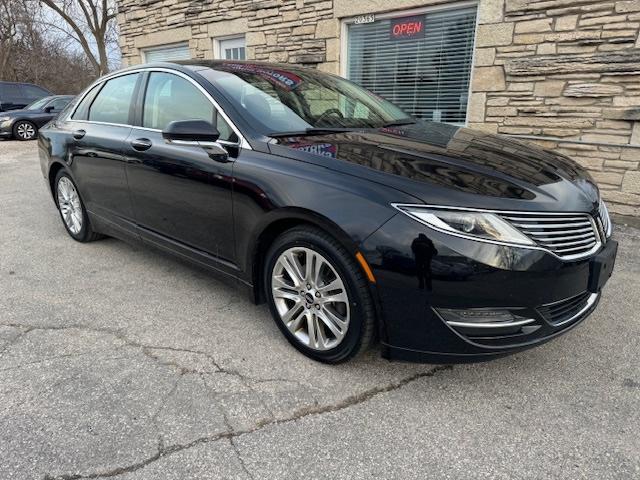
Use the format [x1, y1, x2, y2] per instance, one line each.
[38, 61, 617, 363]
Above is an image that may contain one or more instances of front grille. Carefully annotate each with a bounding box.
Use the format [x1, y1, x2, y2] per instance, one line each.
[537, 291, 596, 326]
[501, 212, 600, 260]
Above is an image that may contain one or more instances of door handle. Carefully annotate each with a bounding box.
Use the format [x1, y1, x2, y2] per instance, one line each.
[72, 129, 86, 140]
[131, 138, 152, 151]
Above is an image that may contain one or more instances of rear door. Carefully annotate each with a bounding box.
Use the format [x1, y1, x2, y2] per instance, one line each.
[67, 73, 141, 231]
[124, 71, 238, 265]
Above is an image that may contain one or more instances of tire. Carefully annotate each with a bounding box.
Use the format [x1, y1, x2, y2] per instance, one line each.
[13, 120, 38, 141]
[264, 226, 375, 363]
[54, 170, 103, 242]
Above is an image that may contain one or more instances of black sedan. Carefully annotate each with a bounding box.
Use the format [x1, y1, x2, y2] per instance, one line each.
[0, 95, 73, 140]
[37, 62, 617, 364]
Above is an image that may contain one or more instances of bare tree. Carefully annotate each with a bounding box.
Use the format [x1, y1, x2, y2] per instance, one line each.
[0, 0, 26, 77]
[36, 0, 117, 76]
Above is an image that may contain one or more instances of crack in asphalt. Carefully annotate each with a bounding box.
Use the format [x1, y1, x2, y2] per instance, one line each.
[42, 364, 453, 479]
[0, 323, 453, 480]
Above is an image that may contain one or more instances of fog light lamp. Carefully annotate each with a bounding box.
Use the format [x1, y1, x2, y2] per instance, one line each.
[436, 308, 535, 328]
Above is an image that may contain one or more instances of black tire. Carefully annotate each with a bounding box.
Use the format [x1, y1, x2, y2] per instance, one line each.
[13, 120, 38, 141]
[264, 226, 376, 363]
[54, 169, 103, 242]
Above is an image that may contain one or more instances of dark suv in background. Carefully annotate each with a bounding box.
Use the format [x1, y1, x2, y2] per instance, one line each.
[0, 81, 51, 112]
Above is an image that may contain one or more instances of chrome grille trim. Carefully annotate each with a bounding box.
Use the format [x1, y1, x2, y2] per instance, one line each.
[598, 199, 612, 238]
[538, 292, 599, 327]
[501, 212, 601, 261]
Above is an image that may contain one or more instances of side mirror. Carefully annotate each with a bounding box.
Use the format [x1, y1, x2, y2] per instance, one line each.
[44, 105, 54, 113]
[162, 119, 220, 143]
[162, 119, 230, 163]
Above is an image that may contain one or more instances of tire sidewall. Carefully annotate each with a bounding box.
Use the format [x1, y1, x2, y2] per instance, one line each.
[264, 230, 367, 363]
[13, 121, 37, 141]
[54, 170, 90, 242]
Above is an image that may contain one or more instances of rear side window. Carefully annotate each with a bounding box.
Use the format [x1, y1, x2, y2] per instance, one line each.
[0, 83, 22, 102]
[73, 84, 101, 120]
[142, 72, 214, 130]
[22, 84, 49, 99]
[89, 73, 139, 125]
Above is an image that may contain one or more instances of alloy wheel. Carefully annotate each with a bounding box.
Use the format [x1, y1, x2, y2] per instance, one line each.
[16, 122, 36, 140]
[57, 177, 83, 235]
[271, 247, 350, 351]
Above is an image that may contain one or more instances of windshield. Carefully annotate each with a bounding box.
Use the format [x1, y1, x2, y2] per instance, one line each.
[25, 97, 51, 110]
[201, 63, 412, 135]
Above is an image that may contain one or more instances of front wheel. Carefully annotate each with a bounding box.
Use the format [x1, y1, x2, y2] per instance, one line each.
[13, 120, 37, 141]
[54, 170, 103, 242]
[264, 226, 376, 363]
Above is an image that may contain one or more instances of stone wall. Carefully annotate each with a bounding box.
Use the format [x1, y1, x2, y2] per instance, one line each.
[469, 0, 640, 219]
[117, 0, 337, 71]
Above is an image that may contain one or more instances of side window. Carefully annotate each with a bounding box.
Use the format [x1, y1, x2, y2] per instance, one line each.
[89, 73, 139, 125]
[216, 112, 238, 143]
[143, 72, 214, 131]
[48, 98, 70, 112]
[2, 84, 22, 102]
[22, 84, 49, 99]
[73, 84, 101, 120]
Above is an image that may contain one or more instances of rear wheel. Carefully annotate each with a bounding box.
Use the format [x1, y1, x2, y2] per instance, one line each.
[264, 226, 375, 363]
[54, 170, 103, 242]
[13, 120, 37, 141]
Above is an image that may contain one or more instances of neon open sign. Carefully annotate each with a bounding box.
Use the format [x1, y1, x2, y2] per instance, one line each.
[390, 15, 425, 40]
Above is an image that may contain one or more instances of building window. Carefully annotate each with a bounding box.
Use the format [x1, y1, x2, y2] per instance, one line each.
[143, 43, 191, 62]
[216, 36, 246, 60]
[346, 7, 477, 124]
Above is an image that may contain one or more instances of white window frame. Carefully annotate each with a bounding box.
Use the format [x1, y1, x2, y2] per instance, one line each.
[142, 42, 191, 63]
[339, 1, 480, 126]
[213, 35, 247, 60]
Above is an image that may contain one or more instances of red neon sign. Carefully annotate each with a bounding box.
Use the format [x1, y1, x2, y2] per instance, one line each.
[390, 16, 425, 40]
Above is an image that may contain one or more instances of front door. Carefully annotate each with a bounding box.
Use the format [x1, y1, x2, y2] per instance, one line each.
[125, 71, 239, 265]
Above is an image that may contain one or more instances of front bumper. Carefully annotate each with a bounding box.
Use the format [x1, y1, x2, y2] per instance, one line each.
[360, 213, 616, 363]
[0, 120, 13, 137]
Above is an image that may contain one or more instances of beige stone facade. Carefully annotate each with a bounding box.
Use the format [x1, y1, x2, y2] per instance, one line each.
[116, 0, 640, 220]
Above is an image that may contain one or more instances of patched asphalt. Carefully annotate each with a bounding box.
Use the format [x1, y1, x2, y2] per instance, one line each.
[1, 140, 639, 479]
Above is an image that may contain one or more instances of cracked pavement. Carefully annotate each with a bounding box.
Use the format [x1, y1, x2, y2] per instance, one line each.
[1, 140, 639, 479]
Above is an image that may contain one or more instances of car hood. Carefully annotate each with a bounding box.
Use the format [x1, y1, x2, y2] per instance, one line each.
[1, 109, 42, 117]
[270, 121, 600, 212]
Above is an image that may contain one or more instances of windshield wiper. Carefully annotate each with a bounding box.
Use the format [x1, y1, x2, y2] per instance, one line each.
[381, 119, 416, 128]
[268, 127, 356, 138]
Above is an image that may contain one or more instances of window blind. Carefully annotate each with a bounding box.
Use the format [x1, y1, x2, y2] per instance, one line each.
[144, 43, 191, 62]
[347, 8, 477, 124]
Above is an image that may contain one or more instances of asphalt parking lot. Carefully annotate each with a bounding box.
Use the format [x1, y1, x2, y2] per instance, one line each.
[1, 139, 639, 479]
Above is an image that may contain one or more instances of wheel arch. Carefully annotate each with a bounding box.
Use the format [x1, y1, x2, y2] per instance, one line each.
[48, 161, 66, 206]
[247, 208, 361, 305]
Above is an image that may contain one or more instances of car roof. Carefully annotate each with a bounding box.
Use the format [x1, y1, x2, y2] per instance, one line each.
[111, 60, 324, 78]
[0, 80, 50, 88]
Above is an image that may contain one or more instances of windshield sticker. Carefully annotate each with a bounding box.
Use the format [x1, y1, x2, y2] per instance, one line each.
[222, 63, 303, 91]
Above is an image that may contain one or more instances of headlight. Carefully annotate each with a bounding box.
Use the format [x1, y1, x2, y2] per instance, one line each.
[0, 116, 10, 122]
[394, 204, 535, 246]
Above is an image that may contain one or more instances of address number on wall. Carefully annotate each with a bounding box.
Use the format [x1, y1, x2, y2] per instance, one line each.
[353, 14, 375, 24]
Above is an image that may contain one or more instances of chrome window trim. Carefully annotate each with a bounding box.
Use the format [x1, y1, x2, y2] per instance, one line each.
[67, 67, 251, 150]
[392, 203, 603, 262]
